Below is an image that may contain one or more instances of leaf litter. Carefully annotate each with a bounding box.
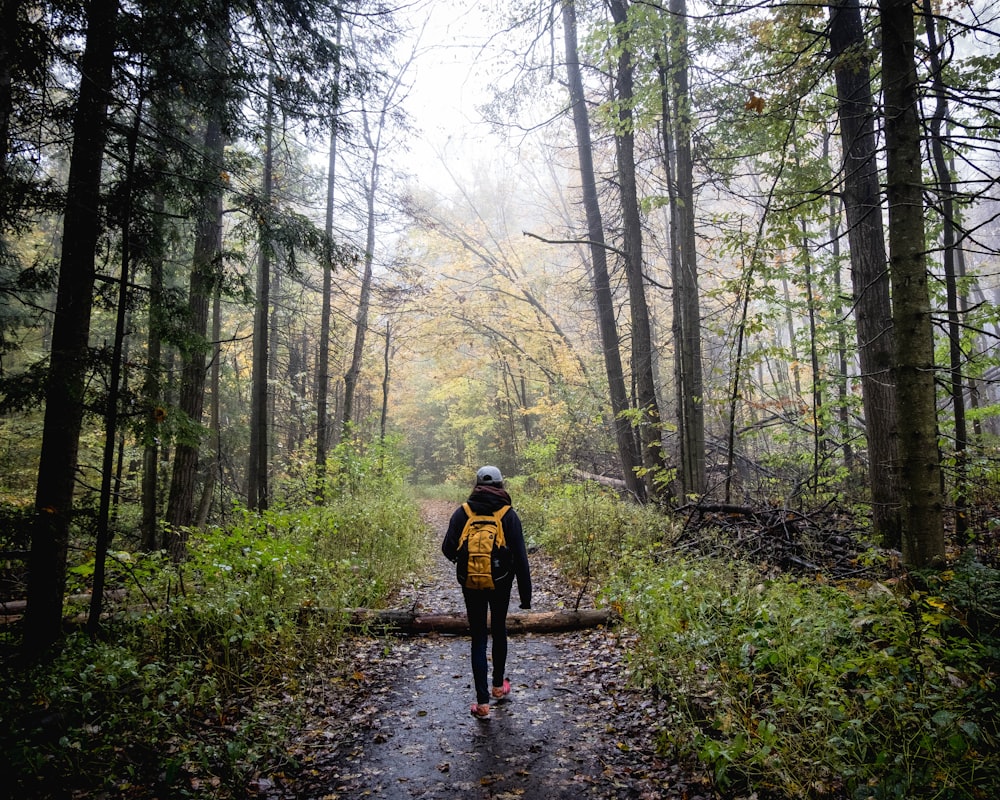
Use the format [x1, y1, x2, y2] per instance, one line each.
[256, 500, 722, 800]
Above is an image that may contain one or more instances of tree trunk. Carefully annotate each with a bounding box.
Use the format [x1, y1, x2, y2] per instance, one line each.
[24, 0, 120, 654]
[878, 0, 945, 567]
[140, 221, 164, 550]
[343, 71, 388, 437]
[380, 320, 390, 448]
[662, 0, 705, 497]
[829, 0, 903, 547]
[791, 136, 825, 487]
[0, 0, 14, 173]
[342, 162, 376, 435]
[316, 18, 342, 493]
[165, 20, 227, 559]
[825, 129, 853, 470]
[561, 0, 645, 500]
[89, 76, 145, 633]
[609, 0, 668, 502]
[922, 0, 967, 538]
[140, 119, 169, 551]
[203, 277, 223, 526]
[248, 78, 274, 511]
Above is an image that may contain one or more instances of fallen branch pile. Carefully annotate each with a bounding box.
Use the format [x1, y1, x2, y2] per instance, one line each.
[673, 502, 883, 578]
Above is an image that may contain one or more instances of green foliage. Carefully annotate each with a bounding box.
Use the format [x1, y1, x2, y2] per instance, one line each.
[610, 555, 1000, 799]
[519, 480, 676, 582]
[0, 476, 426, 798]
[276, 433, 412, 507]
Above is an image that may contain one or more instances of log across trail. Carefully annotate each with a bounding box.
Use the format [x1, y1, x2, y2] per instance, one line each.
[339, 606, 619, 635]
[274, 499, 708, 800]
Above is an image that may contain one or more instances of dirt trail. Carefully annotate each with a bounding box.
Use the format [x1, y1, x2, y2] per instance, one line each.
[275, 500, 710, 800]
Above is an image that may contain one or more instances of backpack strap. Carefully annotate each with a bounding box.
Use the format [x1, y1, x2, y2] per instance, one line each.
[458, 502, 476, 549]
[492, 505, 511, 548]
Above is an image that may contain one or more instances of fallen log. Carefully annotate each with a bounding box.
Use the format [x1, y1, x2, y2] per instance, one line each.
[1, 589, 126, 619]
[2, 601, 620, 635]
[333, 607, 620, 635]
[572, 469, 628, 491]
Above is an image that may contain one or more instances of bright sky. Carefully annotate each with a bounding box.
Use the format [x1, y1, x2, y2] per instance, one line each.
[395, 0, 513, 192]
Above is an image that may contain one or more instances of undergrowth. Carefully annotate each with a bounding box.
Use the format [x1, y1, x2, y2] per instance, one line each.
[523, 480, 1000, 800]
[0, 445, 425, 799]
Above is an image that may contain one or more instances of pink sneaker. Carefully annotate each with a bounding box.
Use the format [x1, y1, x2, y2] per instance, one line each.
[491, 679, 511, 699]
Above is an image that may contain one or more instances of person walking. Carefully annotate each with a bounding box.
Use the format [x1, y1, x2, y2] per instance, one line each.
[442, 465, 532, 719]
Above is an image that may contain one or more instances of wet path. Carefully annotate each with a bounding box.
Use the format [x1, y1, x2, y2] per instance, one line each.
[333, 634, 611, 798]
[289, 500, 708, 800]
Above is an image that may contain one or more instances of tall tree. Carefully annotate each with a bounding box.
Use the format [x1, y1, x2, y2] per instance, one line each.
[248, 77, 275, 511]
[25, 0, 121, 652]
[922, 0, 968, 538]
[608, 0, 669, 501]
[88, 66, 149, 631]
[316, 16, 343, 492]
[561, 0, 645, 500]
[660, 0, 705, 497]
[342, 24, 410, 436]
[165, 10, 228, 558]
[140, 185, 165, 551]
[878, 0, 944, 567]
[829, 0, 903, 546]
[341, 98, 380, 436]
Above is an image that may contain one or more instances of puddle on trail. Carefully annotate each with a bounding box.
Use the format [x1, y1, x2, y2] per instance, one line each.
[317, 632, 614, 799]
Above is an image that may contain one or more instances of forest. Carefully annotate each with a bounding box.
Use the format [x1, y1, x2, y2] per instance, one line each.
[1, 0, 999, 797]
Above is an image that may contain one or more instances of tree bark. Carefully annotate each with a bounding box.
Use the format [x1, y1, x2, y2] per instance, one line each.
[878, 0, 945, 567]
[89, 77, 146, 633]
[141, 183, 165, 551]
[342, 166, 375, 435]
[342, 64, 385, 437]
[380, 320, 390, 448]
[0, 0, 23, 208]
[25, 0, 120, 653]
[829, 0, 903, 547]
[561, 0, 645, 500]
[316, 18, 342, 495]
[661, 0, 705, 497]
[825, 129, 853, 470]
[248, 77, 274, 511]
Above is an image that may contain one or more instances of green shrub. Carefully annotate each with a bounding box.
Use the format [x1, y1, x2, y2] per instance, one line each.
[610, 556, 1000, 799]
[1, 468, 426, 798]
[520, 483, 676, 582]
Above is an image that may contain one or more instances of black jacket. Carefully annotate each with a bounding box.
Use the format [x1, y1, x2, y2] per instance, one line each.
[441, 486, 532, 609]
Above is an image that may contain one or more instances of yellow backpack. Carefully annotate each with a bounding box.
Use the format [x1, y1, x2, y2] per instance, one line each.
[456, 502, 511, 590]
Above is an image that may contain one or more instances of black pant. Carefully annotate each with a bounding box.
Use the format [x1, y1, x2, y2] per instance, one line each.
[462, 580, 513, 704]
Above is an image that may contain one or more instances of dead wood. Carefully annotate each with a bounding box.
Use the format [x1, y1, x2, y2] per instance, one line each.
[572, 469, 628, 491]
[673, 501, 879, 579]
[329, 607, 620, 635]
